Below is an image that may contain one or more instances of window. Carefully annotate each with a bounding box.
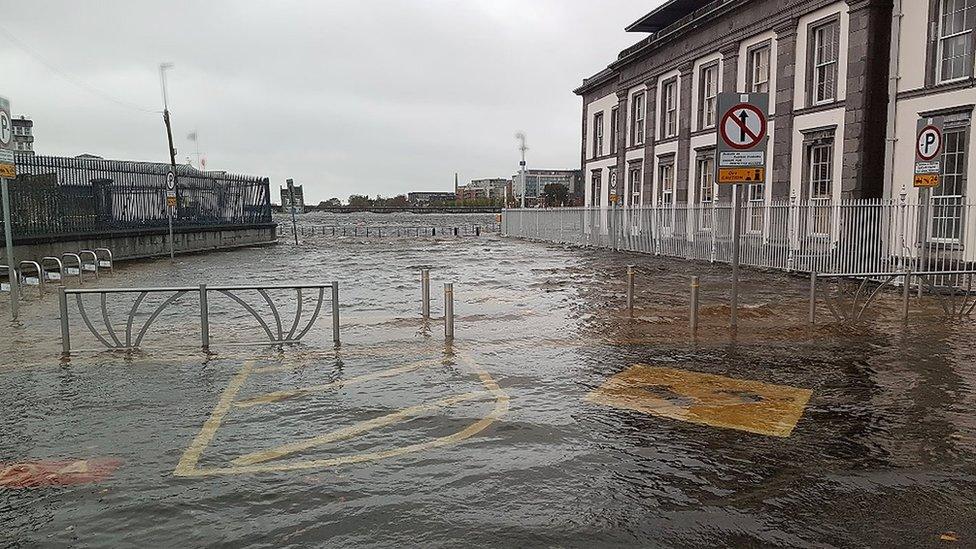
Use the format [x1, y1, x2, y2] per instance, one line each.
[632, 93, 646, 145]
[931, 118, 970, 242]
[810, 19, 839, 105]
[747, 44, 771, 94]
[662, 79, 678, 138]
[629, 165, 642, 207]
[591, 170, 602, 207]
[593, 112, 604, 158]
[610, 107, 619, 155]
[938, 0, 976, 83]
[659, 160, 675, 229]
[747, 183, 765, 233]
[697, 153, 715, 230]
[806, 138, 834, 235]
[699, 63, 719, 129]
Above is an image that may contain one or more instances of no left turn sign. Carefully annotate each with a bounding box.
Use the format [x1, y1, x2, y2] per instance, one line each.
[720, 103, 767, 150]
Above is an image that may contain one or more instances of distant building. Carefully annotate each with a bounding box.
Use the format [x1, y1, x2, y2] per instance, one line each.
[466, 178, 511, 200]
[456, 185, 487, 201]
[12, 116, 34, 156]
[512, 169, 583, 203]
[280, 181, 305, 213]
[408, 191, 456, 205]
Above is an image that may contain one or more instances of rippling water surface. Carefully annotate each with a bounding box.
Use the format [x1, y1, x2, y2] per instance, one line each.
[2, 213, 975, 547]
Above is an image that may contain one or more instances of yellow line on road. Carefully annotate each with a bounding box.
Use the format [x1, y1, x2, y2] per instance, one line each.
[232, 390, 491, 466]
[234, 359, 439, 408]
[173, 360, 255, 477]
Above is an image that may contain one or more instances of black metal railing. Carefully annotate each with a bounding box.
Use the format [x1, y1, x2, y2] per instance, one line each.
[2, 154, 272, 240]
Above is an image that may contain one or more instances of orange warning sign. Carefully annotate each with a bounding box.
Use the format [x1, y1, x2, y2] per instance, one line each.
[0, 163, 14, 179]
[0, 459, 121, 488]
[167, 195, 177, 207]
[718, 167, 765, 184]
[914, 174, 939, 188]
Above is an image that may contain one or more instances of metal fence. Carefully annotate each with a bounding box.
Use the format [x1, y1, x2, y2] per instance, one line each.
[3, 155, 272, 240]
[502, 198, 976, 276]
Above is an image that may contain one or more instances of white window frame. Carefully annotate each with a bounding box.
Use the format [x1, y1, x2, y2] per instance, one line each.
[812, 20, 839, 105]
[593, 112, 604, 158]
[929, 124, 969, 243]
[632, 93, 646, 146]
[937, 0, 976, 84]
[663, 80, 678, 138]
[629, 165, 642, 207]
[750, 46, 770, 94]
[700, 64, 719, 130]
[747, 183, 766, 234]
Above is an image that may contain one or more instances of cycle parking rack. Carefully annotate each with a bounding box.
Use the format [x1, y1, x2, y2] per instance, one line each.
[17, 261, 43, 296]
[61, 253, 84, 285]
[79, 250, 99, 279]
[41, 257, 64, 285]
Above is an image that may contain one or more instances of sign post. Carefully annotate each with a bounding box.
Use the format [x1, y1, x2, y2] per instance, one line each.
[166, 170, 176, 260]
[0, 95, 18, 320]
[286, 178, 299, 245]
[715, 92, 769, 329]
[913, 117, 944, 270]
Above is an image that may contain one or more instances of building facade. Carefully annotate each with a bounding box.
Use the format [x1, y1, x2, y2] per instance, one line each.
[279, 182, 305, 213]
[12, 116, 34, 156]
[407, 191, 456, 205]
[512, 169, 584, 203]
[576, 0, 974, 230]
[467, 178, 511, 200]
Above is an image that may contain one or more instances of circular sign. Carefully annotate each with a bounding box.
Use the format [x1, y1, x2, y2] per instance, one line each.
[166, 171, 176, 190]
[0, 109, 11, 147]
[916, 125, 942, 161]
[720, 104, 767, 150]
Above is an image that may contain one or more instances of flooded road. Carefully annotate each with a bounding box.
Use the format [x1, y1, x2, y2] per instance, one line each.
[2, 213, 975, 547]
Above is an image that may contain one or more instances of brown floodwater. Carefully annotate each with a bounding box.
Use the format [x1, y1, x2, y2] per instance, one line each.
[1, 212, 975, 548]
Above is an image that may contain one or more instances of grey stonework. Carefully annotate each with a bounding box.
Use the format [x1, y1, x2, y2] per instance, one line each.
[616, 89, 629, 199]
[676, 62, 694, 203]
[577, 0, 895, 204]
[642, 82, 658, 201]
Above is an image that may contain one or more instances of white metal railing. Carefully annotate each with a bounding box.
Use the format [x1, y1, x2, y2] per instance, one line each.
[501, 199, 976, 276]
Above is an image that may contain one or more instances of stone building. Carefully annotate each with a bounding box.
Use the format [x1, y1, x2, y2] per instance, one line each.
[12, 116, 34, 156]
[576, 0, 974, 226]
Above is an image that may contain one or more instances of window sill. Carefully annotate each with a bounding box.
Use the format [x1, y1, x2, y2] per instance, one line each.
[898, 78, 976, 102]
[793, 100, 845, 117]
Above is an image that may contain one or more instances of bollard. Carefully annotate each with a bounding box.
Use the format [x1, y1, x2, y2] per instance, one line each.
[421, 269, 430, 319]
[58, 286, 70, 356]
[199, 284, 210, 350]
[444, 283, 454, 341]
[809, 271, 817, 325]
[476, 226, 481, 237]
[626, 265, 635, 317]
[332, 281, 341, 346]
[902, 270, 912, 320]
[454, 227, 459, 237]
[690, 276, 700, 334]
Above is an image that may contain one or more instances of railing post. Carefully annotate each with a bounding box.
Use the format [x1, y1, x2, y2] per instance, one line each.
[690, 276, 700, 335]
[58, 286, 70, 356]
[332, 281, 340, 346]
[421, 268, 430, 319]
[199, 284, 210, 351]
[444, 282, 454, 341]
[626, 265, 635, 317]
[809, 271, 817, 325]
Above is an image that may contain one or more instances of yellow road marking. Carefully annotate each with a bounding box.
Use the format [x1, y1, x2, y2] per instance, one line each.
[174, 349, 509, 477]
[232, 390, 491, 466]
[173, 360, 255, 477]
[234, 359, 439, 408]
[586, 364, 811, 437]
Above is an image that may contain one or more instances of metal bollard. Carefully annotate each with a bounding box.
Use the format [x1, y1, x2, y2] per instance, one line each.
[690, 276, 700, 334]
[332, 281, 340, 346]
[444, 283, 454, 341]
[902, 270, 912, 320]
[809, 271, 817, 325]
[58, 286, 70, 356]
[421, 269, 431, 319]
[626, 265, 635, 317]
[200, 284, 210, 350]
[476, 226, 481, 237]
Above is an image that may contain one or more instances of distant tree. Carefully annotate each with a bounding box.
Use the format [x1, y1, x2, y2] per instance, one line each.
[543, 183, 569, 207]
[319, 197, 342, 207]
[348, 194, 372, 207]
[387, 194, 409, 207]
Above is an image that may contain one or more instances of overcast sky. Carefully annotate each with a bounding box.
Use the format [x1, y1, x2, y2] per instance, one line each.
[1, 0, 660, 203]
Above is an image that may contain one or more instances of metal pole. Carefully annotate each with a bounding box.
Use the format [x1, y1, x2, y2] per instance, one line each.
[444, 282, 454, 341]
[421, 268, 430, 319]
[1, 177, 17, 320]
[809, 271, 817, 325]
[730, 184, 742, 328]
[58, 286, 69, 355]
[199, 284, 210, 350]
[288, 179, 299, 245]
[332, 281, 340, 346]
[160, 63, 177, 261]
[902, 270, 911, 320]
[626, 264, 635, 317]
[690, 275, 700, 334]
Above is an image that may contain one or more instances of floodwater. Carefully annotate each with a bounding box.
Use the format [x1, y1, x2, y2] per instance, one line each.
[2, 212, 975, 547]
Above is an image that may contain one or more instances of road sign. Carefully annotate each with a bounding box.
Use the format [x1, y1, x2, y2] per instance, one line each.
[166, 195, 177, 208]
[166, 170, 177, 199]
[0, 96, 15, 179]
[716, 93, 769, 185]
[914, 117, 944, 188]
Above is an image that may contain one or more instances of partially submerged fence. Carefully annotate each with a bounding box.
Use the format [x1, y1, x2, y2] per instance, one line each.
[277, 224, 500, 239]
[57, 282, 339, 355]
[502, 199, 974, 276]
[3, 155, 272, 240]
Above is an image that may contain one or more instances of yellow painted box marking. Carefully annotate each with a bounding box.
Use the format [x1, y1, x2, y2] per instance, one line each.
[586, 364, 812, 437]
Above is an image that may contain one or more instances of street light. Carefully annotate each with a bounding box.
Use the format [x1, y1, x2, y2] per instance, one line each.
[515, 132, 528, 209]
